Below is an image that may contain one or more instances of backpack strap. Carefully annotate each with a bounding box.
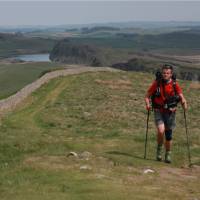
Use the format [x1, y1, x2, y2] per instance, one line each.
[172, 80, 178, 96]
[172, 73, 178, 95]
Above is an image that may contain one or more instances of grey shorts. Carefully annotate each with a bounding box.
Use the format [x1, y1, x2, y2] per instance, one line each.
[154, 110, 176, 130]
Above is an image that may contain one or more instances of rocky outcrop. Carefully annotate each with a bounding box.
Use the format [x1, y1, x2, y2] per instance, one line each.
[49, 39, 103, 66]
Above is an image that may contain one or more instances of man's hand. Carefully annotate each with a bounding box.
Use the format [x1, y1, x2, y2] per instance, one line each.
[145, 95, 151, 111]
[181, 98, 187, 110]
[146, 104, 151, 111]
[182, 100, 187, 110]
[179, 94, 187, 111]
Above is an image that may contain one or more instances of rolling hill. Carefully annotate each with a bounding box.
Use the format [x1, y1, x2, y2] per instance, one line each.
[0, 67, 199, 200]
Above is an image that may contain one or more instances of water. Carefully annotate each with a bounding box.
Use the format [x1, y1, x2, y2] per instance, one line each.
[14, 54, 50, 62]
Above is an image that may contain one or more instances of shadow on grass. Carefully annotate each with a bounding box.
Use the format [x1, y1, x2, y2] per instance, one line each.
[105, 151, 200, 168]
[105, 150, 157, 162]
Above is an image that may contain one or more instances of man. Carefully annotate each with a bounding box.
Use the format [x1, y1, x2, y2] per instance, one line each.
[145, 64, 187, 163]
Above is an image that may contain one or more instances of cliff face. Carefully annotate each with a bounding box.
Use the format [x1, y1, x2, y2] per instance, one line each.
[49, 39, 102, 66]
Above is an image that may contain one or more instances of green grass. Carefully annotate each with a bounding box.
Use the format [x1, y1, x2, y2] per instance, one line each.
[0, 62, 66, 99]
[0, 71, 199, 199]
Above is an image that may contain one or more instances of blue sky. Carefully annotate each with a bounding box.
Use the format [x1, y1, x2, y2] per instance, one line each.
[0, 1, 199, 26]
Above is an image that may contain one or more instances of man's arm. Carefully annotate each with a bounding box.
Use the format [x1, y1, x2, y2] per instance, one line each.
[179, 93, 187, 110]
[144, 81, 157, 111]
[145, 92, 151, 111]
[175, 82, 187, 110]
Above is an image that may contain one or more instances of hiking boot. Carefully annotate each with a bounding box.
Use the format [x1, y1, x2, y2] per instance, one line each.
[165, 151, 172, 163]
[156, 144, 162, 161]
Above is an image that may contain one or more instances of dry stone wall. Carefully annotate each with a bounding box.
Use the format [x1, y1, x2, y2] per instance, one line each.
[0, 66, 120, 114]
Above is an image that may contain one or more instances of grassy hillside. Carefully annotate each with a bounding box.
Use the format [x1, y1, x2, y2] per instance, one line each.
[0, 70, 199, 200]
[0, 62, 64, 99]
[59, 30, 200, 54]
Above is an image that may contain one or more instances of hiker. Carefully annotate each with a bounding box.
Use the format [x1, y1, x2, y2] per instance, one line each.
[145, 64, 187, 163]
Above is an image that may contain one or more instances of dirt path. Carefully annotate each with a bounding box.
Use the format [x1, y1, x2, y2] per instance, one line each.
[0, 65, 120, 116]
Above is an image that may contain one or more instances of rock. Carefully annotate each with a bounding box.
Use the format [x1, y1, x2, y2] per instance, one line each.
[80, 165, 92, 171]
[143, 169, 155, 174]
[49, 40, 103, 66]
[79, 151, 93, 160]
[95, 174, 106, 179]
[83, 112, 91, 118]
[67, 151, 78, 158]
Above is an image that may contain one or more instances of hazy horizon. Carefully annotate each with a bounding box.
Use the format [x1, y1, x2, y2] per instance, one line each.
[0, 1, 200, 26]
[1, 20, 200, 28]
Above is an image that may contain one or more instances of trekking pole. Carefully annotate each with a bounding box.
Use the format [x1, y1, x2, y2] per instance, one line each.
[144, 110, 150, 159]
[183, 110, 192, 167]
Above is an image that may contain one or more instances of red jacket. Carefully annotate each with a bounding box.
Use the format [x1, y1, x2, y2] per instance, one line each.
[148, 79, 182, 111]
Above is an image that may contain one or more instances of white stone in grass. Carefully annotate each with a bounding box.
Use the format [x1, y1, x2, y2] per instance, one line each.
[83, 112, 91, 118]
[67, 151, 78, 158]
[80, 165, 92, 171]
[95, 174, 108, 179]
[143, 169, 155, 174]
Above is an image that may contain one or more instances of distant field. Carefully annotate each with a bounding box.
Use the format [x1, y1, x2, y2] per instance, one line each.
[1, 27, 200, 59]
[64, 30, 200, 55]
[0, 35, 56, 58]
[0, 70, 199, 200]
[0, 62, 64, 99]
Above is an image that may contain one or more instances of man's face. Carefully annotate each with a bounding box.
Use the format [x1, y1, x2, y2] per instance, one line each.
[162, 69, 172, 81]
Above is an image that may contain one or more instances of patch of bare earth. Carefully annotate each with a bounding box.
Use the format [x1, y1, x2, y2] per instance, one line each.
[159, 165, 200, 181]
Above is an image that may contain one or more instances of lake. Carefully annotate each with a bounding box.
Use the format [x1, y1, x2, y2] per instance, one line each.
[14, 54, 50, 62]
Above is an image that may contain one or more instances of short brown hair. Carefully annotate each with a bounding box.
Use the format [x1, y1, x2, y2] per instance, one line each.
[162, 64, 173, 71]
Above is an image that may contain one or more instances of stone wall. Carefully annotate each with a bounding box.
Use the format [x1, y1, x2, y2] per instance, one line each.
[0, 66, 119, 115]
